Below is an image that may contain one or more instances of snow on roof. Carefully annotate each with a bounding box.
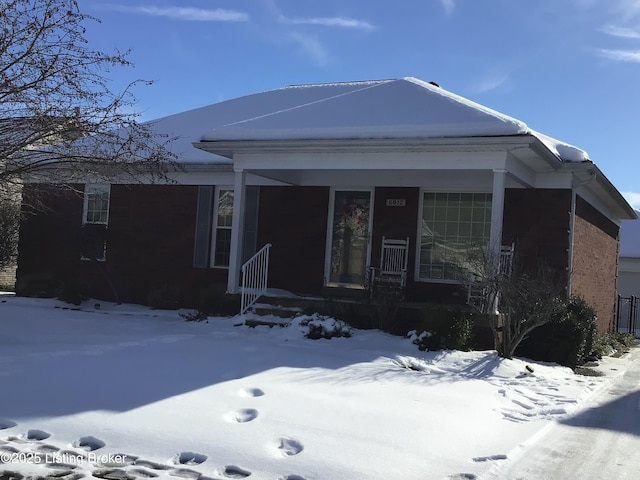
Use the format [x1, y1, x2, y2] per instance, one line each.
[147, 80, 388, 164]
[148, 76, 589, 164]
[620, 212, 640, 257]
[200, 77, 529, 143]
[532, 131, 590, 162]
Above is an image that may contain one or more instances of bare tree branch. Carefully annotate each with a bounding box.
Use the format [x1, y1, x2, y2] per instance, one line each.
[0, 0, 177, 195]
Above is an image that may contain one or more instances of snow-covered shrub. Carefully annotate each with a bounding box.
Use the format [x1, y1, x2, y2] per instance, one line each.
[298, 314, 353, 339]
[407, 330, 433, 351]
[180, 310, 209, 322]
[592, 332, 635, 359]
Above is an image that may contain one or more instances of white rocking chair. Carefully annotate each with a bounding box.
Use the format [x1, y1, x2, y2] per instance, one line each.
[368, 237, 410, 295]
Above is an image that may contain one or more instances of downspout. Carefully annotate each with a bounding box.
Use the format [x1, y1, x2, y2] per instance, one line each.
[567, 169, 596, 297]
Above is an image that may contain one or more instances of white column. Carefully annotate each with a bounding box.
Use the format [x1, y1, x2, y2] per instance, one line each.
[489, 169, 507, 255]
[489, 169, 507, 315]
[227, 169, 247, 294]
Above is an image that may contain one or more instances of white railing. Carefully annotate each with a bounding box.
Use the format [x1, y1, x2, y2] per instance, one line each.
[240, 243, 272, 315]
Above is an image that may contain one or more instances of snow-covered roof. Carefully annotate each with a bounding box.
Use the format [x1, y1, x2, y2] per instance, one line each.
[195, 77, 589, 163]
[147, 80, 391, 164]
[149, 76, 590, 165]
[620, 212, 640, 257]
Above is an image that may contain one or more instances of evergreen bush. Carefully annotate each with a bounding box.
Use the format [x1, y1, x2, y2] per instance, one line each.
[517, 296, 597, 367]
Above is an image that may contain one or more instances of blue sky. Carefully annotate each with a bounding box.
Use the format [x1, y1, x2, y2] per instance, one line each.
[80, 0, 640, 209]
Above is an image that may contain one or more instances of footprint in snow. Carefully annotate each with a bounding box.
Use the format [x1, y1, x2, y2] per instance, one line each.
[26, 429, 50, 441]
[92, 468, 135, 480]
[472, 454, 507, 462]
[0, 471, 25, 480]
[238, 388, 264, 398]
[72, 435, 105, 451]
[225, 409, 258, 423]
[279, 476, 306, 480]
[448, 474, 477, 480]
[37, 444, 60, 454]
[169, 467, 202, 479]
[172, 452, 207, 466]
[129, 468, 158, 478]
[133, 460, 171, 471]
[0, 420, 16, 430]
[272, 438, 303, 457]
[220, 465, 251, 478]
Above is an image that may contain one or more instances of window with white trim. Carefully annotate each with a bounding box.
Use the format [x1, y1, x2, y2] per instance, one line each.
[193, 186, 259, 269]
[212, 187, 234, 267]
[418, 192, 492, 281]
[81, 184, 110, 261]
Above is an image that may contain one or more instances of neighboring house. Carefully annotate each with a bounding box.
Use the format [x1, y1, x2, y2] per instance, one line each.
[16, 77, 637, 333]
[618, 213, 640, 298]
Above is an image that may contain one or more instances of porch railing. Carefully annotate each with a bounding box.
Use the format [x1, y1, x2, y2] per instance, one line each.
[240, 243, 272, 315]
[467, 244, 514, 314]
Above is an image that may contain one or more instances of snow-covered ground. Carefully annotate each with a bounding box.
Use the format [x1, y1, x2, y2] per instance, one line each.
[0, 294, 632, 480]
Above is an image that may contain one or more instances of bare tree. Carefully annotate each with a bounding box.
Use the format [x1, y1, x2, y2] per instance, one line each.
[0, 0, 176, 193]
[467, 247, 567, 359]
[0, 187, 20, 270]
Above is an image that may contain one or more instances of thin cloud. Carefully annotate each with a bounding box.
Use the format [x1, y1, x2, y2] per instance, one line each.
[440, 0, 455, 15]
[290, 32, 329, 66]
[615, 0, 640, 20]
[474, 71, 511, 94]
[596, 48, 640, 62]
[600, 24, 640, 38]
[623, 192, 640, 209]
[102, 5, 249, 22]
[283, 16, 375, 32]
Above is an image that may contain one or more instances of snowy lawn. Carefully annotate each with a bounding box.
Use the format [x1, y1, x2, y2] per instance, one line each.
[0, 295, 629, 480]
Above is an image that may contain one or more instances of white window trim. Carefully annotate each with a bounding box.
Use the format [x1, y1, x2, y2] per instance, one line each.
[210, 186, 234, 269]
[324, 187, 375, 288]
[82, 183, 111, 226]
[81, 183, 110, 262]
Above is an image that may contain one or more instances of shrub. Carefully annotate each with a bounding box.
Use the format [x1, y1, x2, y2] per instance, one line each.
[298, 315, 353, 339]
[517, 296, 597, 367]
[196, 283, 240, 316]
[408, 313, 475, 351]
[180, 310, 209, 322]
[146, 284, 185, 310]
[592, 332, 635, 358]
[304, 296, 373, 330]
[57, 276, 88, 306]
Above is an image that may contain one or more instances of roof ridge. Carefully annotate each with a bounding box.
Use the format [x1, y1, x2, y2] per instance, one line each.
[215, 81, 390, 130]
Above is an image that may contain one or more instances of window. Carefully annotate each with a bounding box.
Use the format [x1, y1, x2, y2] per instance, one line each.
[418, 192, 492, 282]
[81, 184, 110, 261]
[193, 186, 259, 269]
[193, 186, 233, 268]
[212, 188, 234, 267]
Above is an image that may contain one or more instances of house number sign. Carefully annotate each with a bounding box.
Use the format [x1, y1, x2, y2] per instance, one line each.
[386, 199, 406, 207]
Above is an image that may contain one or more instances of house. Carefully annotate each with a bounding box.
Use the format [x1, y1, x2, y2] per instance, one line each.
[16, 77, 637, 333]
[617, 213, 640, 332]
[618, 212, 640, 298]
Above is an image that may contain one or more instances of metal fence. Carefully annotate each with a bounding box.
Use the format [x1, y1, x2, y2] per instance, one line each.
[616, 295, 639, 336]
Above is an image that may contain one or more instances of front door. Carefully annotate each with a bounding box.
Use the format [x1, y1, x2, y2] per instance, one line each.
[326, 190, 372, 287]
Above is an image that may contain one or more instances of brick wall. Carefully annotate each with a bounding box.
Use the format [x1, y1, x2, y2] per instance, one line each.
[502, 189, 572, 276]
[17, 184, 228, 305]
[0, 265, 16, 289]
[257, 186, 330, 295]
[571, 196, 619, 333]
